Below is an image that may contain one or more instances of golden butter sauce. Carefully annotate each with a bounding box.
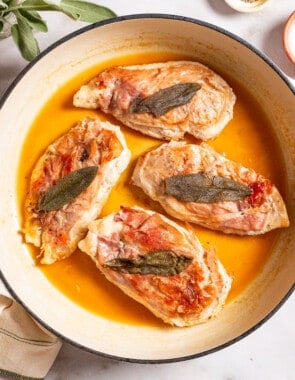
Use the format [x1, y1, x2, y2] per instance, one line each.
[17, 52, 284, 327]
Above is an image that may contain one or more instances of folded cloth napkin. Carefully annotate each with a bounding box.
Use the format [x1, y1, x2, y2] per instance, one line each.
[0, 295, 62, 379]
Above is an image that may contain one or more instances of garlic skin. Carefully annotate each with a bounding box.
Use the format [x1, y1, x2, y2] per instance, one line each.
[0, 13, 16, 39]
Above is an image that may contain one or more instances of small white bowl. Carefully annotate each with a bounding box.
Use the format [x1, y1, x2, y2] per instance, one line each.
[283, 12, 295, 64]
[223, 0, 272, 13]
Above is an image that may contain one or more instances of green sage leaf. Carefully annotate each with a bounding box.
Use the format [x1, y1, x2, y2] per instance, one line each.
[58, 0, 116, 22]
[38, 166, 98, 211]
[19, 0, 116, 20]
[5, 0, 116, 60]
[165, 172, 252, 203]
[18, 9, 47, 31]
[129, 82, 201, 117]
[17, 0, 75, 21]
[104, 250, 193, 276]
[20, 0, 60, 11]
[11, 15, 40, 61]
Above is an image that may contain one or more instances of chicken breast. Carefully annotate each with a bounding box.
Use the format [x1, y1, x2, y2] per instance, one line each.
[78, 206, 232, 326]
[23, 118, 130, 264]
[73, 61, 236, 141]
[131, 142, 289, 235]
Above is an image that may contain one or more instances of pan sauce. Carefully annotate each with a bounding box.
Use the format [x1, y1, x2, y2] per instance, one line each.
[18, 52, 284, 327]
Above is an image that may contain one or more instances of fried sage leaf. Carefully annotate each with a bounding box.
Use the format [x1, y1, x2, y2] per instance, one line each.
[104, 250, 193, 276]
[129, 82, 201, 117]
[165, 172, 252, 203]
[38, 166, 98, 211]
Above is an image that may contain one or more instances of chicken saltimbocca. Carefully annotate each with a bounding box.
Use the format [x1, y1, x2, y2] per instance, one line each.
[23, 118, 130, 264]
[132, 142, 289, 235]
[78, 206, 232, 327]
[21, 58, 290, 327]
[73, 61, 236, 141]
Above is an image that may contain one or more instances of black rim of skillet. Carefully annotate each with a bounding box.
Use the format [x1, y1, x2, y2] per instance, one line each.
[0, 13, 294, 364]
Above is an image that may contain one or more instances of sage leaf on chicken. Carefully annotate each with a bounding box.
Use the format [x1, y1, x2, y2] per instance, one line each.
[130, 82, 201, 117]
[0, 0, 116, 60]
[38, 166, 98, 211]
[165, 172, 252, 203]
[105, 250, 193, 276]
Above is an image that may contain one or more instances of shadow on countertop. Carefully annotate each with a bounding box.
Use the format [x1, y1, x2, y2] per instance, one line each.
[0, 63, 25, 99]
[207, 0, 237, 16]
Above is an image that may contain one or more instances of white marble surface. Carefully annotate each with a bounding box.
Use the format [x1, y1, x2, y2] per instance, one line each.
[0, 0, 294, 379]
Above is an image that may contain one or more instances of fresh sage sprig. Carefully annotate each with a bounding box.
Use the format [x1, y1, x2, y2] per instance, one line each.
[0, 0, 116, 61]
